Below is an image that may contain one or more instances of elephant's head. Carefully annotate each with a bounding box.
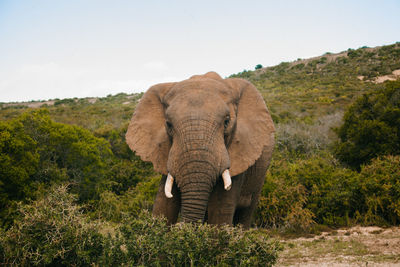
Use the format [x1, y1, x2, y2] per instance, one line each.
[126, 72, 274, 222]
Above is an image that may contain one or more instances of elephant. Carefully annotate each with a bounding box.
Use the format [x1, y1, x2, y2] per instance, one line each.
[126, 72, 275, 228]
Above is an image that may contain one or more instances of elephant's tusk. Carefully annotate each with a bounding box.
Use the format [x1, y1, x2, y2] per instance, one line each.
[222, 169, 232, 191]
[165, 173, 174, 198]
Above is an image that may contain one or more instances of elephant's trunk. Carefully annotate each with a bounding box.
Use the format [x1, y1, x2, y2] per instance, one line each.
[180, 188, 210, 222]
[170, 117, 226, 222]
[176, 155, 217, 223]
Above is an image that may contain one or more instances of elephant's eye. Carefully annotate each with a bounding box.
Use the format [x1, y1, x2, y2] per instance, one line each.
[166, 121, 173, 134]
[224, 116, 230, 129]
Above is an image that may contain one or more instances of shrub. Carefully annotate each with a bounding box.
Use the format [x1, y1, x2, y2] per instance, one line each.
[120, 211, 281, 266]
[348, 49, 361, 59]
[256, 154, 361, 228]
[1, 109, 112, 198]
[255, 163, 315, 231]
[0, 110, 125, 226]
[358, 155, 400, 225]
[0, 184, 105, 266]
[288, 156, 361, 226]
[0, 185, 281, 266]
[275, 112, 342, 156]
[335, 80, 400, 169]
[94, 175, 161, 222]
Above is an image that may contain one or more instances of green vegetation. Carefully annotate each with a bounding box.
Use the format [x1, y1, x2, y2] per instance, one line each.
[231, 42, 400, 124]
[0, 185, 281, 266]
[0, 109, 155, 227]
[0, 185, 104, 266]
[0, 109, 110, 225]
[0, 92, 143, 131]
[256, 154, 400, 229]
[334, 80, 400, 169]
[230, 43, 400, 230]
[1, 42, 400, 265]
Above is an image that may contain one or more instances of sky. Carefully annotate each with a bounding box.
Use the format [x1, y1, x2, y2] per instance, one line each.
[0, 0, 399, 102]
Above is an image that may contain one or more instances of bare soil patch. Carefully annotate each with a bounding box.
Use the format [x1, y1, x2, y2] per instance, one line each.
[372, 69, 400, 84]
[276, 226, 400, 266]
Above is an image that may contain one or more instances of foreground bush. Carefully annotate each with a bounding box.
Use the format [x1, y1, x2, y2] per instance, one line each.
[0, 185, 281, 266]
[94, 175, 160, 222]
[0, 184, 104, 266]
[120, 211, 281, 266]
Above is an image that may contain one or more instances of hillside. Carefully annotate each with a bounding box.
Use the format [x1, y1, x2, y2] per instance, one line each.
[231, 42, 400, 124]
[0, 93, 142, 132]
[1, 43, 399, 131]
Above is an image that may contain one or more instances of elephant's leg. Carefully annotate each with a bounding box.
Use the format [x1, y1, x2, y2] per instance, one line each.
[234, 145, 274, 228]
[207, 173, 245, 225]
[152, 174, 181, 225]
[233, 193, 261, 229]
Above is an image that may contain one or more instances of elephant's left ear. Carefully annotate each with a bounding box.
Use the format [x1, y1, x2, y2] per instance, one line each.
[224, 78, 275, 176]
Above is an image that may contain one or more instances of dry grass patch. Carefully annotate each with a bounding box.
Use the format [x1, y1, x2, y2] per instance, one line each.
[275, 226, 400, 266]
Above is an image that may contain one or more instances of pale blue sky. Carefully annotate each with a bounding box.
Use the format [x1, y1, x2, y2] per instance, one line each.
[0, 0, 399, 102]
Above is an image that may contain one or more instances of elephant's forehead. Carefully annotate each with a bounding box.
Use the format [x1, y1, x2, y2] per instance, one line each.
[165, 88, 230, 119]
[166, 79, 233, 102]
[168, 90, 228, 114]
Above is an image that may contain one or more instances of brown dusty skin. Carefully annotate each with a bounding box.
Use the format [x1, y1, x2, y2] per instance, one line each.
[126, 72, 275, 227]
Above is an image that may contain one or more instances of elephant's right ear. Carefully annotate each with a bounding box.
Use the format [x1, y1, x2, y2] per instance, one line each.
[126, 83, 175, 175]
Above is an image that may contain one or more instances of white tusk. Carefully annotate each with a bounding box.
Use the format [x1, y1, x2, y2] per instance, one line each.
[165, 173, 174, 198]
[222, 169, 232, 191]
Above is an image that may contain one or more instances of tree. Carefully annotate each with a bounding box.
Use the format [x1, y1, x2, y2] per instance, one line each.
[255, 64, 263, 70]
[335, 80, 400, 169]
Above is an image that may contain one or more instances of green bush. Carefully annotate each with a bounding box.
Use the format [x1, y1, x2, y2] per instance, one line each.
[288, 156, 360, 226]
[120, 211, 281, 266]
[0, 184, 105, 266]
[358, 155, 400, 225]
[94, 175, 161, 222]
[256, 153, 400, 228]
[335, 80, 400, 169]
[0, 109, 158, 227]
[0, 185, 281, 266]
[0, 110, 114, 226]
[94, 123, 155, 195]
[256, 154, 361, 228]
[255, 161, 315, 231]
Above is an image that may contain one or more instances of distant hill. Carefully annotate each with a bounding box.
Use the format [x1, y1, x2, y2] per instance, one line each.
[0, 93, 143, 132]
[1, 42, 399, 129]
[230, 42, 400, 123]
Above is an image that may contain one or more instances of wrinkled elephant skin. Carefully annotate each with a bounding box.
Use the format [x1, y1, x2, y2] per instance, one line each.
[126, 72, 275, 228]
